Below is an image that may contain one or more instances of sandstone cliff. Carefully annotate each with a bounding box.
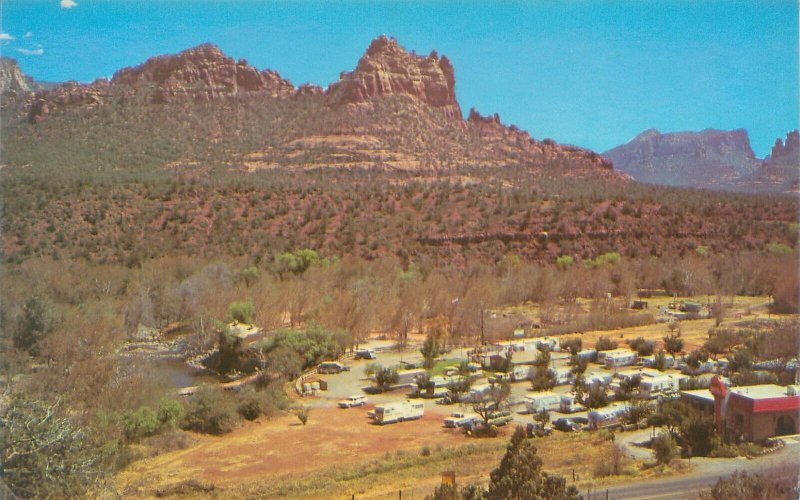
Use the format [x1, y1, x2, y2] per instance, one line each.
[326, 35, 461, 120]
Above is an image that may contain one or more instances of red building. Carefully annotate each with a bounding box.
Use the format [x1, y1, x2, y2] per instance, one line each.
[709, 377, 800, 442]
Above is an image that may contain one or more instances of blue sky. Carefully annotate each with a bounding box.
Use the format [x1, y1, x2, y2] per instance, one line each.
[2, 0, 797, 156]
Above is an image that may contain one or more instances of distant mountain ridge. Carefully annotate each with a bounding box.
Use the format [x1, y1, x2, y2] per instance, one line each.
[3, 35, 620, 182]
[604, 128, 798, 193]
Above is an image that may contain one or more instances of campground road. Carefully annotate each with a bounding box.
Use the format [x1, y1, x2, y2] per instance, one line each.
[598, 441, 800, 499]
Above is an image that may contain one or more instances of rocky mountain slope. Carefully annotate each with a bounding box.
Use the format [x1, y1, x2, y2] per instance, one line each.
[602, 128, 761, 187]
[604, 128, 798, 193]
[1, 37, 795, 267]
[5, 36, 618, 182]
[0, 57, 35, 95]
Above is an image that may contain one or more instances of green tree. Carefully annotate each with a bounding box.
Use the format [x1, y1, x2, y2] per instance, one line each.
[420, 334, 441, 369]
[274, 248, 321, 277]
[653, 350, 668, 371]
[622, 398, 652, 426]
[375, 367, 399, 392]
[181, 387, 238, 435]
[662, 333, 684, 356]
[445, 376, 472, 404]
[416, 371, 435, 397]
[652, 432, 678, 465]
[595, 335, 618, 351]
[228, 301, 255, 324]
[534, 408, 550, 426]
[13, 295, 55, 356]
[120, 406, 159, 442]
[585, 385, 609, 409]
[559, 337, 582, 356]
[530, 366, 556, 392]
[486, 426, 580, 499]
[241, 265, 260, 288]
[472, 381, 511, 428]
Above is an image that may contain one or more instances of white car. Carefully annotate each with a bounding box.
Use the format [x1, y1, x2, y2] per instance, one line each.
[338, 395, 368, 408]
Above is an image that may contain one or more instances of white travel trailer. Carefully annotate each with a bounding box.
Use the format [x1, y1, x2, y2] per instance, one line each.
[604, 349, 638, 368]
[587, 405, 630, 430]
[597, 347, 632, 365]
[553, 367, 574, 385]
[576, 348, 598, 362]
[525, 392, 561, 413]
[464, 383, 493, 402]
[373, 400, 425, 424]
[639, 375, 684, 397]
[584, 372, 613, 388]
[512, 365, 533, 382]
[642, 354, 675, 369]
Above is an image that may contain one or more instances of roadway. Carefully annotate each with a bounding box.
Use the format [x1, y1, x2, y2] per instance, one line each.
[596, 437, 800, 499]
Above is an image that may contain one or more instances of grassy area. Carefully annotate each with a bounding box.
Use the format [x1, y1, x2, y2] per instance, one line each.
[186, 431, 677, 499]
[221, 440, 506, 498]
[428, 358, 465, 376]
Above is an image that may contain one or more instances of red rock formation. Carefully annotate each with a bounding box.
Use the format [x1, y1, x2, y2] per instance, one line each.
[295, 83, 324, 98]
[27, 79, 110, 123]
[110, 43, 294, 102]
[327, 35, 462, 120]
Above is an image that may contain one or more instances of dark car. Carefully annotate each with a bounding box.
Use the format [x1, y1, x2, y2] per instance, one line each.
[526, 422, 553, 438]
[552, 417, 588, 432]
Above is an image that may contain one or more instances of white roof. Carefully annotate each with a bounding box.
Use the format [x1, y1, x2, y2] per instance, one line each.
[730, 384, 791, 400]
[681, 389, 715, 402]
[525, 391, 558, 399]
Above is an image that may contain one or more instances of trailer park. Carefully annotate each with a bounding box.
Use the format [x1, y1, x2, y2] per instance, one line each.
[117, 295, 799, 497]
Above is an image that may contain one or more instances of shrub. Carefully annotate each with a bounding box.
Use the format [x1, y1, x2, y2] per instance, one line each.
[181, 387, 238, 435]
[157, 398, 184, 430]
[121, 406, 159, 442]
[627, 337, 656, 356]
[228, 301, 255, 324]
[702, 470, 799, 500]
[236, 388, 265, 421]
[559, 337, 582, 355]
[595, 335, 618, 351]
[652, 432, 678, 465]
[593, 443, 628, 477]
[585, 385, 609, 409]
[375, 367, 399, 391]
[294, 406, 310, 425]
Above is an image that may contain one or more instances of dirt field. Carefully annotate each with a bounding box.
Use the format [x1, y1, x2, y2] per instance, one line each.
[115, 407, 672, 499]
[116, 405, 464, 496]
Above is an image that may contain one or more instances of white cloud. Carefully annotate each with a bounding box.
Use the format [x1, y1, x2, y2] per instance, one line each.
[24, 32, 33, 39]
[17, 47, 44, 56]
[60, 0, 78, 8]
[0, 33, 15, 41]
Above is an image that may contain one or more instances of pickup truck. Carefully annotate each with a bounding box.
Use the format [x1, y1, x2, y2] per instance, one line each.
[442, 412, 479, 428]
[552, 417, 589, 432]
[337, 395, 368, 408]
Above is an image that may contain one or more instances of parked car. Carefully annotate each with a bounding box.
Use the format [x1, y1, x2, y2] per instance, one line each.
[443, 412, 479, 428]
[337, 395, 368, 408]
[355, 348, 377, 360]
[552, 417, 588, 432]
[319, 361, 350, 374]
